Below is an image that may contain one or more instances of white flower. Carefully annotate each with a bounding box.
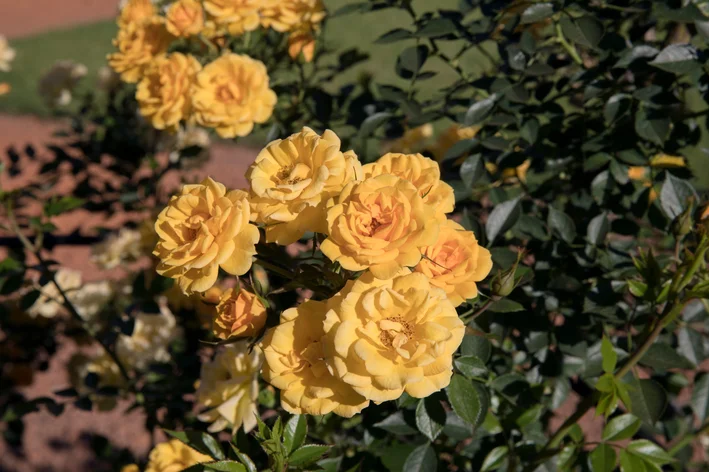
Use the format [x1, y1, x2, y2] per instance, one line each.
[27, 269, 82, 319]
[116, 304, 182, 370]
[72, 280, 114, 323]
[91, 228, 143, 270]
[195, 342, 261, 433]
[0, 35, 16, 72]
[38, 60, 88, 107]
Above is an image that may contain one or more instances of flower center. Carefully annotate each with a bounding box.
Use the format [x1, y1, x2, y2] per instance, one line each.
[216, 84, 240, 103]
[378, 316, 413, 349]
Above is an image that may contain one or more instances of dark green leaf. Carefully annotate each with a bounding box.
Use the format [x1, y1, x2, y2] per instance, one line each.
[649, 44, 700, 74]
[447, 375, 488, 427]
[626, 439, 673, 465]
[602, 414, 641, 441]
[415, 397, 446, 441]
[691, 373, 709, 424]
[561, 16, 604, 48]
[464, 94, 498, 126]
[454, 356, 488, 378]
[45, 196, 85, 217]
[640, 342, 695, 370]
[488, 299, 525, 313]
[520, 3, 554, 24]
[520, 118, 539, 144]
[443, 139, 478, 162]
[284, 415, 307, 455]
[635, 108, 670, 145]
[375, 28, 414, 44]
[660, 174, 697, 220]
[288, 445, 330, 467]
[359, 112, 392, 137]
[481, 446, 509, 472]
[373, 411, 417, 434]
[460, 335, 491, 362]
[548, 207, 577, 243]
[402, 443, 437, 472]
[164, 430, 225, 460]
[460, 154, 484, 188]
[604, 94, 631, 124]
[230, 446, 256, 472]
[486, 197, 521, 243]
[619, 449, 645, 472]
[677, 327, 704, 365]
[587, 212, 610, 246]
[627, 378, 668, 426]
[416, 18, 457, 38]
[589, 443, 617, 472]
[396, 45, 429, 79]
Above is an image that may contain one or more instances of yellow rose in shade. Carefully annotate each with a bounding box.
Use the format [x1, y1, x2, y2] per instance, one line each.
[260, 0, 325, 62]
[432, 124, 481, 162]
[384, 124, 433, 154]
[246, 127, 362, 245]
[213, 287, 267, 339]
[260, 298, 369, 417]
[166, 0, 205, 37]
[120, 465, 140, 472]
[108, 18, 174, 83]
[288, 27, 316, 62]
[136, 53, 201, 132]
[191, 53, 276, 138]
[116, 305, 183, 370]
[414, 219, 492, 306]
[363, 152, 455, 215]
[649, 153, 686, 168]
[0, 83, 10, 96]
[118, 0, 156, 27]
[323, 272, 464, 402]
[69, 352, 125, 411]
[320, 174, 439, 279]
[0, 35, 17, 72]
[628, 166, 649, 181]
[203, 0, 268, 35]
[195, 343, 261, 433]
[144, 439, 211, 472]
[154, 177, 260, 293]
[485, 159, 531, 184]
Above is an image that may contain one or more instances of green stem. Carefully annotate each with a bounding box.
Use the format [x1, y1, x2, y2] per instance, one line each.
[555, 23, 583, 66]
[667, 419, 709, 457]
[459, 298, 496, 323]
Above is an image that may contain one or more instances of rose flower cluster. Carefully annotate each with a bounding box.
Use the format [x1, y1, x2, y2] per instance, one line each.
[154, 127, 492, 421]
[108, 0, 325, 137]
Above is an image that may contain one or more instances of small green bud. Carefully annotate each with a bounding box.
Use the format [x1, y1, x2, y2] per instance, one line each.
[491, 250, 524, 297]
[671, 199, 694, 238]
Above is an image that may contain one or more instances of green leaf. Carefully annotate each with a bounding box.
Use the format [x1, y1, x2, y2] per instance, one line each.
[447, 375, 488, 427]
[284, 415, 307, 455]
[604, 94, 631, 124]
[678, 327, 705, 365]
[626, 439, 673, 465]
[520, 118, 539, 144]
[639, 342, 695, 370]
[635, 108, 669, 145]
[415, 397, 446, 441]
[164, 430, 225, 460]
[464, 94, 498, 126]
[375, 28, 413, 44]
[396, 45, 429, 79]
[402, 443, 437, 472]
[561, 16, 604, 48]
[486, 197, 521, 243]
[481, 446, 509, 472]
[649, 44, 700, 74]
[589, 443, 617, 472]
[520, 3, 554, 24]
[203, 461, 246, 472]
[619, 450, 646, 472]
[488, 299, 525, 313]
[548, 207, 577, 243]
[460, 154, 484, 188]
[443, 139, 478, 162]
[660, 174, 697, 220]
[454, 356, 488, 378]
[691, 373, 709, 423]
[359, 112, 392, 137]
[416, 18, 457, 38]
[557, 444, 577, 470]
[587, 212, 609, 246]
[601, 336, 617, 374]
[627, 378, 668, 426]
[288, 445, 330, 468]
[602, 414, 641, 441]
[44, 196, 85, 217]
[460, 335, 491, 363]
[373, 411, 417, 434]
[230, 446, 256, 472]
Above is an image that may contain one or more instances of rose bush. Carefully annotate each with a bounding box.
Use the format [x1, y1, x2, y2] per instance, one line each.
[2, 1, 709, 471]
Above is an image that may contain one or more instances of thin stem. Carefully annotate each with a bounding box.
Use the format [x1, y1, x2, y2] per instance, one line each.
[5, 202, 134, 389]
[667, 419, 709, 457]
[459, 298, 496, 323]
[555, 23, 583, 66]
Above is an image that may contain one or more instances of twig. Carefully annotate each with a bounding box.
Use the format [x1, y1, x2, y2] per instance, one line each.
[459, 298, 496, 323]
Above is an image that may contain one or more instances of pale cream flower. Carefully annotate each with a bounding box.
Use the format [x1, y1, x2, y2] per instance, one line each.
[27, 269, 82, 319]
[0, 35, 16, 72]
[38, 60, 88, 107]
[195, 342, 261, 433]
[116, 304, 182, 370]
[73, 280, 114, 323]
[91, 228, 144, 270]
[96, 65, 122, 93]
[68, 352, 125, 410]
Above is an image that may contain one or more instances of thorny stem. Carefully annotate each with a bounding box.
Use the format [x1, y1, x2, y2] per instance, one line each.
[5, 201, 135, 390]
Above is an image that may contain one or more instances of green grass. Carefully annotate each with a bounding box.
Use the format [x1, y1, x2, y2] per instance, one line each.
[1, 20, 117, 116]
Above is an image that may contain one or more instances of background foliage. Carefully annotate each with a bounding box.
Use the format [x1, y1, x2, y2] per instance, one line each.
[3, 0, 709, 471]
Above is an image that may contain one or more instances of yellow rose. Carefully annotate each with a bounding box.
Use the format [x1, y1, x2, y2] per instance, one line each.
[0, 82, 10, 96]
[196, 342, 261, 433]
[323, 272, 464, 402]
[191, 53, 276, 138]
[261, 298, 369, 416]
[28, 269, 82, 319]
[246, 127, 361, 245]
[108, 18, 174, 83]
[363, 152, 455, 215]
[288, 27, 316, 62]
[144, 439, 211, 472]
[118, 0, 157, 27]
[136, 53, 201, 132]
[116, 305, 183, 370]
[166, 0, 205, 36]
[432, 124, 481, 162]
[203, 0, 269, 35]
[384, 124, 433, 154]
[154, 177, 260, 293]
[486, 159, 531, 184]
[414, 219, 492, 306]
[320, 174, 439, 279]
[213, 287, 267, 339]
[628, 166, 649, 181]
[120, 465, 139, 472]
[260, 0, 325, 32]
[649, 153, 686, 168]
